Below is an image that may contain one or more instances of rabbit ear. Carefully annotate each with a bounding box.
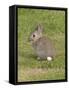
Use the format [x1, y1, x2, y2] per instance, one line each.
[36, 24, 43, 33]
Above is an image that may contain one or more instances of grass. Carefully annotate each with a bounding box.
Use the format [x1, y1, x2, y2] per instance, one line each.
[18, 8, 65, 82]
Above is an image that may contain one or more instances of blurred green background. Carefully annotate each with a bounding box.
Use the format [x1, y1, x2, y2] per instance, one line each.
[18, 8, 65, 82]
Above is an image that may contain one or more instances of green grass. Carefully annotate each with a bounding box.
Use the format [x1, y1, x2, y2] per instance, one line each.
[18, 8, 65, 82]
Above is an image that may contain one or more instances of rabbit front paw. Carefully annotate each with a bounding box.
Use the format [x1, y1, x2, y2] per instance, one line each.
[37, 57, 40, 60]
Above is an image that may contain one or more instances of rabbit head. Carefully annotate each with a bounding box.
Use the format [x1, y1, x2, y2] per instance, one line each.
[30, 24, 43, 43]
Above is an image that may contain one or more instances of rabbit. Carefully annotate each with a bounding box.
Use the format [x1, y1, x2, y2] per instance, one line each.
[30, 24, 55, 61]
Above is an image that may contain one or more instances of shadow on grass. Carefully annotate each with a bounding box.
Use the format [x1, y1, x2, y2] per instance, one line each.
[19, 51, 52, 61]
[18, 50, 37, 60]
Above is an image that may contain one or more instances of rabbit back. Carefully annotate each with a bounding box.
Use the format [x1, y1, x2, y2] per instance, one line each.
[33, 36, 55, 59]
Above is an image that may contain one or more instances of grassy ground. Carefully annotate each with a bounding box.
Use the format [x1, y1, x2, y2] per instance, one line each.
[18, 8, 65, 82]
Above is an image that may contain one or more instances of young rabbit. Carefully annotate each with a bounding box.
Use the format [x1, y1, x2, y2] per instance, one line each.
[30, 24, 55, 61]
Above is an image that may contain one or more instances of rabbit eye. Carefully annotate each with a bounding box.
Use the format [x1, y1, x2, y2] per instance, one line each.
[33, 34, 35, 37]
